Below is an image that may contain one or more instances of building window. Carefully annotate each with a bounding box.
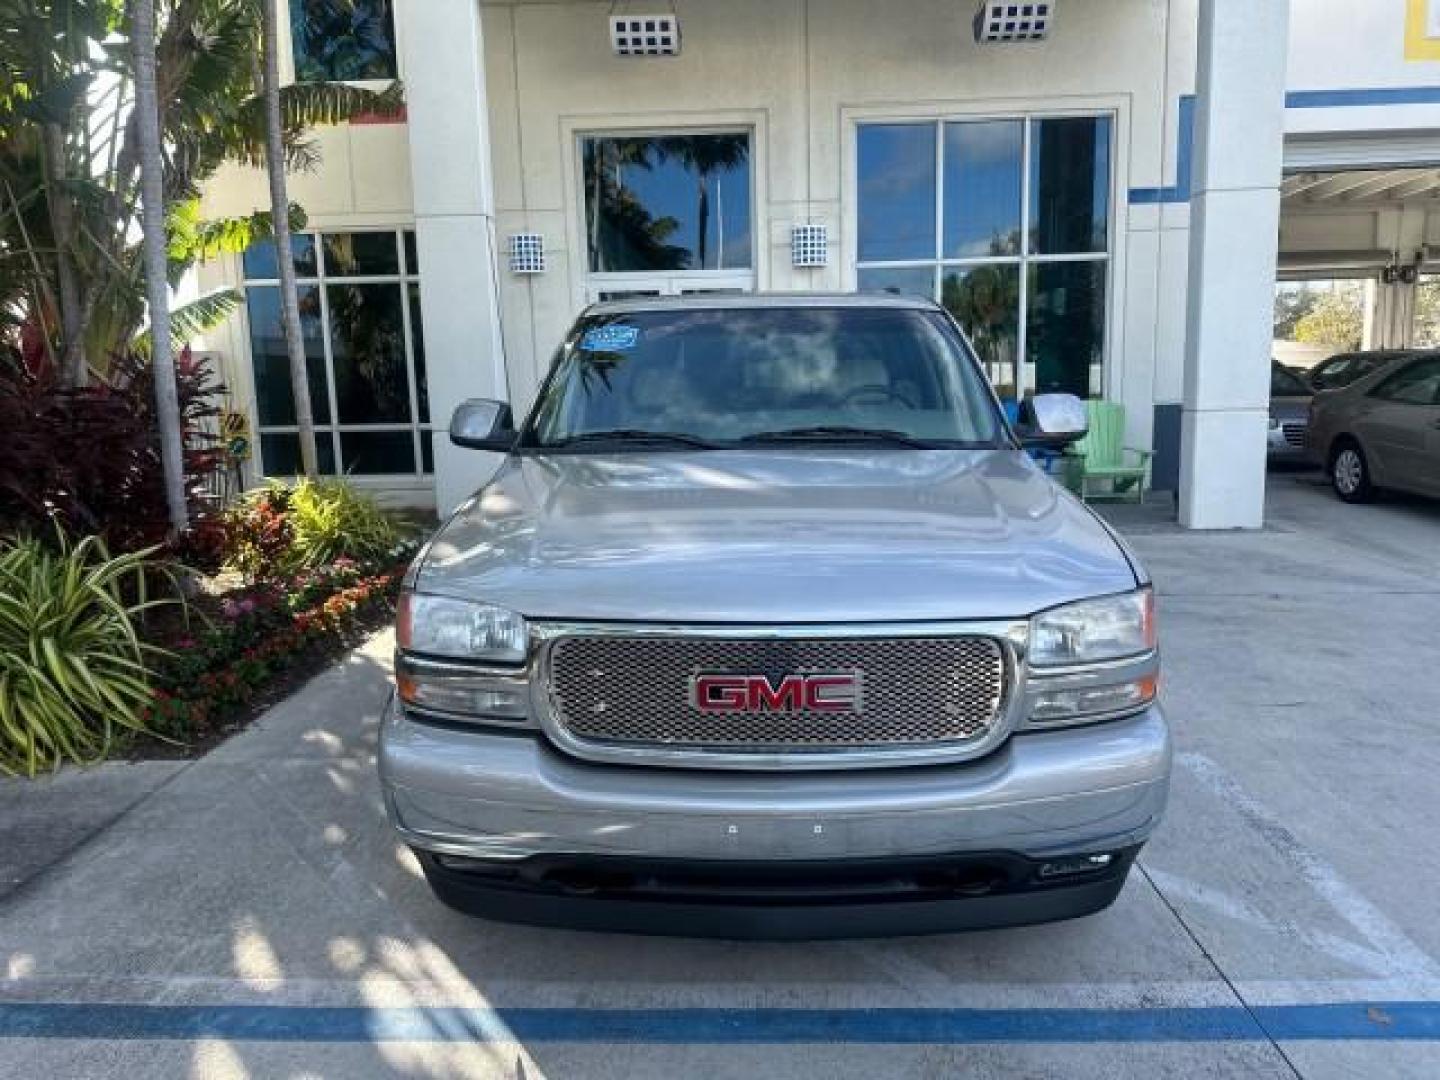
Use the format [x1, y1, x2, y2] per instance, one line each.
[582, 132, 753, 274]
[242, 228, 430, 479]
[856, 116, 1112, 400]
[290, 0, 397, 82]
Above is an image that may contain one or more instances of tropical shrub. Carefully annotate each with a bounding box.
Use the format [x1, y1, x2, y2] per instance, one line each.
[286, 479, 401, 569]
[223, 478, 401, 580]
[0, 535, 173, 777]
[0, 349, 227, 552]
[222, 484, 296, 582]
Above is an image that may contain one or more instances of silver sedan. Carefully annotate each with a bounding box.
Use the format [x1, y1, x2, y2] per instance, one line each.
[1306, 351, 1440, 502]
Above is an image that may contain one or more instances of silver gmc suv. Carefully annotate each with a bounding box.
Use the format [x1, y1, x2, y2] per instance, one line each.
[380, 294, 1169, 938]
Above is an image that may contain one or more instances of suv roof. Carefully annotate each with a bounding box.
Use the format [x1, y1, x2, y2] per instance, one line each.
[583, 291, 942, 317]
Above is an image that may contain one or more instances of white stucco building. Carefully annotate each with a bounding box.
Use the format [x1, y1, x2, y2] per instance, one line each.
[198, 0, 1440, 527]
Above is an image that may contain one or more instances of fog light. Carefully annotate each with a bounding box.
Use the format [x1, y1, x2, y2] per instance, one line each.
[1037, 853, 1113, 880]
[1027, 676, 1156, 726]
[397, 677, 529, 721]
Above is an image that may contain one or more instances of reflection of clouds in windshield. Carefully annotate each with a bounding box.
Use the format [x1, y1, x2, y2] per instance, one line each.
[744, 312, 845, 393]
[540, 307, 1001, 444]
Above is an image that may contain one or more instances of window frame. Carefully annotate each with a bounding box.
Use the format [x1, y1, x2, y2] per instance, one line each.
[848, 108, 1119, 400]
[240, 226, 430, 480]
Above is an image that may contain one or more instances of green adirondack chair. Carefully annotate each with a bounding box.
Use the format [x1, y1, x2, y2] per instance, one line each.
[1066, 400, 1151, 503]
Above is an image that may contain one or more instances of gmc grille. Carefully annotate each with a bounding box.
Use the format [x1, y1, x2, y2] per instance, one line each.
[546, 634, 1007, 757]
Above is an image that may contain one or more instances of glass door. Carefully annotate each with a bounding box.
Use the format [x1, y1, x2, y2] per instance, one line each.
[581, 130, 756, 303]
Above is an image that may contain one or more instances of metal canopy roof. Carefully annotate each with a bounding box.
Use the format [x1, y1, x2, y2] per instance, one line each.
[1281, 167, 1440, 207]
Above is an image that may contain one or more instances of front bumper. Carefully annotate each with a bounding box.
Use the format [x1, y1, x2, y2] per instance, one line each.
[380, 696, 1171, 865]
[1268, 423, 1311, 462]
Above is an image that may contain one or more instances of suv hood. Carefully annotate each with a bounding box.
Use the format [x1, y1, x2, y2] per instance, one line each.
[417, 449, 1139, 623]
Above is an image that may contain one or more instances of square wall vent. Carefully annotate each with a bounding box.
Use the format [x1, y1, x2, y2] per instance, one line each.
[610, 14, 681, 56]
[791, 224, 829, 268]
[508, 233, 545, 274]
[974, 2, 1054, 43]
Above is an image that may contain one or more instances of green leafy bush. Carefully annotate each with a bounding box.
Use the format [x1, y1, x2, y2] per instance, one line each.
[0, 536, 173, 777]
[223, 479, 402, 582]
[222, 483, 296, 582]
[286, 479, 400, 569]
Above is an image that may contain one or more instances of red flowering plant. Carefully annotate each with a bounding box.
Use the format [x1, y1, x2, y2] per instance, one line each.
[221, 485, 296, 583]
[141, 565, 408, 741]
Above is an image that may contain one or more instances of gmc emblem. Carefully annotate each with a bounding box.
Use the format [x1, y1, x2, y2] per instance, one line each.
[689, 672, 863, 713]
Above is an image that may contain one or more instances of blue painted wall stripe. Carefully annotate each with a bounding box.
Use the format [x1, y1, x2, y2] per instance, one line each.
[1128, 95, 1195, 206]
[0, 1002, 1438, 1044]
[1127, 85, 1440, 206]
[1286, 86, 1440, 109]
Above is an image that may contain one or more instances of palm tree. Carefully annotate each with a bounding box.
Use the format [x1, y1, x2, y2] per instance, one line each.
[584, 140, 688, 273]
[657, 134, 749, 270]
[131, 0, 188, 534]
[260, 0, 318, 476]
[0, 0, 404, 383]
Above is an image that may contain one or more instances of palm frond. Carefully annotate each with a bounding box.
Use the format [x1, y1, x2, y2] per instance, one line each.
[167, 199, 307, 269]
[219, 79, 405, 171]
[132, 286, 241, 356]
[276, 79, 405, 128]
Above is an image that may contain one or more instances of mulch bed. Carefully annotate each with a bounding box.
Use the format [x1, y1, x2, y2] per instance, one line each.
[119, 561, 407, 761]
[120, 604, 397, 761]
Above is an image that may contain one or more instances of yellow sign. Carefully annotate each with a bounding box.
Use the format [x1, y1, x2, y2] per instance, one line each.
[1406, 0, 1440, 60]
[219, 409, 252, 464]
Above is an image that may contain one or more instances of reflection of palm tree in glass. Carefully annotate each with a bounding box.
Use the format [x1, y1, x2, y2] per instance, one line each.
[586, 139, 690, 272]
[655, 134, 750, 270]
[326, 285, 408, 420]
[943, 262, 1019, 399]
[293, 0, 395, 81]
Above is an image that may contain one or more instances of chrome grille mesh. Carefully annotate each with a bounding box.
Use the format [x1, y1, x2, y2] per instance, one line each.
[547, 635, 1007, 753]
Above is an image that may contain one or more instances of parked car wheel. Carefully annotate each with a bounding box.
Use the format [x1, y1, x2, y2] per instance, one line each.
[1329, 439, 1375, 503]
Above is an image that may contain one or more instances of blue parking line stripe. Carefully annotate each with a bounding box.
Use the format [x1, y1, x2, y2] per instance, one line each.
[1, 1003, 1439, 1044]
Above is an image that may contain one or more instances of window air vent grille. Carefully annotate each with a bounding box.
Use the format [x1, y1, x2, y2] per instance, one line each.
[974, 2, 1054, 43]
[610, 14, 681, 56]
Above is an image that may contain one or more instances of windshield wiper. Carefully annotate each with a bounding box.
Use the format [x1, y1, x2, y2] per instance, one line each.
[739, 425, 931, 448]
[544, 428, 721, 450]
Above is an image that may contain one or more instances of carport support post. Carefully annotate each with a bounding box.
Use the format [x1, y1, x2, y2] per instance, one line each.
[397, 0, 509, 514]
[1178, 0, 1290, 529]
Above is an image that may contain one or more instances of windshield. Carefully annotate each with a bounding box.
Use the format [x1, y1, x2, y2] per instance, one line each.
[524, 307, 1005, 450]
[1271, 364, 1310, 398]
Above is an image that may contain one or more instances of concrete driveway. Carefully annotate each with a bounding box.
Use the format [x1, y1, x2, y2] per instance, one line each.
[2, 472, 1439, 1079]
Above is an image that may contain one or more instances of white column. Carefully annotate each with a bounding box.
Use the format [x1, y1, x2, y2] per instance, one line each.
[1178, 0, 1290, 529]
[1361, 278, 1381, 350]
[398, 0, 508, 514]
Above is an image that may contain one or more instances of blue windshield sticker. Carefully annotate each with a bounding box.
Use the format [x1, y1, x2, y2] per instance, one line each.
[582, 325, 640, 352]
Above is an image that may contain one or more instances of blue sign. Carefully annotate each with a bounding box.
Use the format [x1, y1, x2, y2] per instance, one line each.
[581, 325, 640, 352]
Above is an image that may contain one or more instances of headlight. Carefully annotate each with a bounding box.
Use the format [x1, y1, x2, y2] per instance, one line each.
[396, 593, 529, 663]
[1029, 588, 1155, 668]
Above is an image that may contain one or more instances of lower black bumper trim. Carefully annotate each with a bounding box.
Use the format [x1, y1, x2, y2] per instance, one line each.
[417, 847, 1140, 940]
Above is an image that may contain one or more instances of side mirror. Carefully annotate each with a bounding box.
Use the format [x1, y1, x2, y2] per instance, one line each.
[449, 398, 516, 452]
[1015, 393, 1088, 450]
